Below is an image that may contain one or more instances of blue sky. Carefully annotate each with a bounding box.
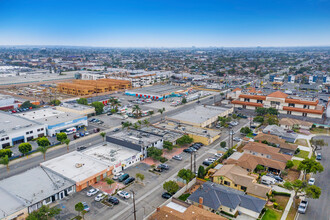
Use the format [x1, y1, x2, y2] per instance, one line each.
[0, 0, 329, 47]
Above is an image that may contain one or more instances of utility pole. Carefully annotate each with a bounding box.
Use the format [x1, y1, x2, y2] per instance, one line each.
[190, 152, 193, 171]
[130, 190, 136, 220]
[194, 151, 197, 174]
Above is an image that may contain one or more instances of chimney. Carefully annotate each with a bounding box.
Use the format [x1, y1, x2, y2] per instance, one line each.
[198, 197, 203, 208]
[157, 207, 160, 212]
[268, 131, 270, 134]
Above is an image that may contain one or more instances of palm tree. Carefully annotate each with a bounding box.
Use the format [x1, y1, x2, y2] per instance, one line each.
[122, 121, 132, 130]
[137, 120, 142, 126]
[109, 98, 121, 111]
[100, 132, 106, 142]
[132, 105, 142, 118]
[38, 146, 49, 161]
[64, 139, 70, 153]
[133, 123, 140, 130]
[0, 155, 10, 172]
[158, 108, 165, 121]
[143, 119, 150, 127]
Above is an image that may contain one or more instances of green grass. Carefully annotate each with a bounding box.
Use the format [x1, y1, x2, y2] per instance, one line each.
[295, 150, 309, 159]
[178, 193, 191, 201]
[262, 209, 282, 220]
[292, 160, 301, 169]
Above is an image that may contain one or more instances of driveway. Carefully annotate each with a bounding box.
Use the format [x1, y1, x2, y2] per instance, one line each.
[298, 136, 330, 220]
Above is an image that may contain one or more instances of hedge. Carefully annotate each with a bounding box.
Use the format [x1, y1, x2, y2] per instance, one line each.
[272, 191, 291, 197]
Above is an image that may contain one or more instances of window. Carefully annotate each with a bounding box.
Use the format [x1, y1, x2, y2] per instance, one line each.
[241, 186, 247, 191]
[271, 101, 280, 106]
[288, 103, 295, 107]
[5, 137, 9, 140]
[244, 98, 250, 102]
[0, 138, 4, 141]
[303, 113, 307, 117]
[45, 197, 51, 203]
[257, 100, 263, 103]
[234, 184, 237, 187]
[224, 181, 231, 186]
[287, 111, 292, 115]
[37, 129, 40, 132]
[67, 186, 73, 192]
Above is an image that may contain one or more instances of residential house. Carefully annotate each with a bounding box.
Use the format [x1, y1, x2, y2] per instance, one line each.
[212, 164, 271, 200]
[254, 133, 298, 155]
[263, 125, 298, 143]
[187, 182, 266, 219]
[232, 91, 324, 118]
[279, 118, 313, 130]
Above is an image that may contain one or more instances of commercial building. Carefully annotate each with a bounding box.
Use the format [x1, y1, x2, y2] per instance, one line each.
[82, 142, 142, 174]
[232, 90, 324, 118]
[0, 112, 46, 148]
[139, 126, 183, 145]
[18, 108, 87, 137]
[41, 151, 112, 192]
[187, 182, 266, 219]
[57, 102, 96, 117]
[125, 84, 192, 100]
[106, 129, 163, 159]
[167, 105, 233, 128]
[0, 187, 28, 220]
[211, 164, 271, 200]
[0, 166, 75, 214]
[0, 94, 19, 110]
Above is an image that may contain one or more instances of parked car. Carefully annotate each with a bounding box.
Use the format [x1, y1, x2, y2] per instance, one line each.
[233, 137, 242, 142]
[77, 146, 87, 151]
[117, 190, 131, 199]
[206, 158, 216, 162]
[113, 128, 120, 132]
[298, 200, 308, 214]
[75, 133, 80, 138]
[84, 131, 89, 136]
[113, 172, 124, 180]
[153, 167, 163, 172]
[118, 173, 129, 182]
[124, 177, 135, 185]
[308, 178, 315, 185]
[261, 176, 276, 185]
[87, 188, 99, 196]
[202, 160, 212, 166]
[188, 147, 197, 152]
[214, 153, 223, 158]
[316, 153, 322, 160]
[183, 148, 193, 153]
[108, 196, 119, 205]
[195, 142, 204, 146]
[107, 112, 112, 116]
[158, 164, 170, 170]
[172, 155, 183, 161]
[162, 192, 172, 199]
[80, 132, 85, 137]
[82, 202, 90, 212]
[95, 193, 107, 202]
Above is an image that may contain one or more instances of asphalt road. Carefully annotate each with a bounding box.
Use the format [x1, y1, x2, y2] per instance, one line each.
[0, 93, 221, 180]
[298, 135, 330, 220]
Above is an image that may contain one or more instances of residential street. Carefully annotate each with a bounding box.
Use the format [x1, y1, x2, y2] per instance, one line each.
[298, 136, 330, 220]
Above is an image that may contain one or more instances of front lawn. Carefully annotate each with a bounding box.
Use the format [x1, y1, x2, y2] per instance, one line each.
[295, 139, 308, 147]
[178, 193, 191, 202]
[295, 150, 309, 159]
[262, 209, 281, 220]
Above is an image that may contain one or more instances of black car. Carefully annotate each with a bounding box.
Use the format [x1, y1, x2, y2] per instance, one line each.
[124, 177, 135, 185]
[191, 145, 200, 150]
[195, 142, 204, 146]
[202, 161, 212, 166]
[108, 196, 119, 205]
[162, 192, 172, 199]
[77, 146, 87, 151]
[158, 164, 170, 170]
[183, 148, 193, 153]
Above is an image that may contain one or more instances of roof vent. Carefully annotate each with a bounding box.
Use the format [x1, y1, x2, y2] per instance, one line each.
[75, 163, 84, 168]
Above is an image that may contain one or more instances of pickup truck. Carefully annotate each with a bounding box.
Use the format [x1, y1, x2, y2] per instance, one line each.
[298, 200, 308, 214]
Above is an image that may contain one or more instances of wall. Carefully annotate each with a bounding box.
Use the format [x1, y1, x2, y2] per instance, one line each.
[2, 207, 28, 220]
[76, 168, 113, 192]
[237, 206, 260, 219]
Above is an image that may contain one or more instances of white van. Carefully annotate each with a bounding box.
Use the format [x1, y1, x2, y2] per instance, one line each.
[261, 175, 276, 185]
[122, 115, 128, 120]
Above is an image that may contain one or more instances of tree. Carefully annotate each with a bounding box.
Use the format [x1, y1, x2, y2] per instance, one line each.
[197, 165, 205, 178]
[91, 101, 104, 115]
[264, 114, 279, 125]
[163, 141, 174, 151]
[298, 158, 324, 179]
[75, 202, 84, 217]
[21, 101, 37, 109]
[181, 97, 187, 104]
[178, 169, 195, 183]
[284, 180, 307, 207]
[220, 141, 226, 148]
[143, 119, 150, 127]
[176, 135, 194, 145]
[240, 126, 252, 135]
[105, 177, 114, 186]
[305, 185, 321, 199]
[286, 160, 294, 169]
[77, 98, 88, 105]
[56, 132, 67, 144]
[147, 146, 163, 160]
[37, 137, 50, 161]
[267, 107, 278, 115]
[0, 149, 13, 158]
[64, 138, 70, 153]
[148, 110, 154, 116]
[18, 143, 32, 156]
[255, 165, 265, 172]
[163, 180, 179, 194]
[132, 104, 142, 118]
[310, 138, 327, 154]
[26, 205, 61, 220]
[0, 155, 10, 172]
[158, 108, 165, 120]
[253, 116, 264, 123]
[100, 132, 106, 142]
[109, 97, 121, 111]
[136, 173, 145, 184]
[133, 123, 140, 130]
[255, 107, 268, 116]
[50, 99, 61, 106]
[232, 114, 238, 119]
[122, 121, 132, 130]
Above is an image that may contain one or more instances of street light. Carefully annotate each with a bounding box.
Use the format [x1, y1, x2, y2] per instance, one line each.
[130, 190, 137, 220]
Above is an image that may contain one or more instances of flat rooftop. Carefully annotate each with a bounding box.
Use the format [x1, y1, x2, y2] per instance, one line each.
[60, 102, 95, 111]
[0, 111, 43, 135]
[109, 129, 163, 147]
[0, 187, 26, 219]
[168, 105, 232, 124]
[139, 126, 183, 142]
[126, 85, 188, 96]
[41, 151, 111, 183]
[82, 142, 140, 165]
[0, 166, 74, 206]
[18, 108, 85, 125]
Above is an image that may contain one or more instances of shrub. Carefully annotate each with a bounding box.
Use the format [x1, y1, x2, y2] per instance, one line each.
[160, 157, 168, 163]
[286, 161, 294, 169]
[220, 211, 235, 218]
[273, 202, 278, 208]
[270, 198, 276, 202]
[272, 191, 291, 197]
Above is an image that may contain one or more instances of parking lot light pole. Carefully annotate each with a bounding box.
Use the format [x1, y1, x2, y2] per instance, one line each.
[130, 190, 136, 220]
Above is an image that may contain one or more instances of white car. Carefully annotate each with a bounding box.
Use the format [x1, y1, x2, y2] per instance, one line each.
[84, 131, 89, 136]
[117, 190, 131, 199]
[87, 188, 99, 196]
[206, 158, 216, 162]
[113, 172, 124, 180]
[95, 192, 107, 202]
[308, 178, 315, 185]
[233, 137, 242, 142]
[214, 153, 223, 158]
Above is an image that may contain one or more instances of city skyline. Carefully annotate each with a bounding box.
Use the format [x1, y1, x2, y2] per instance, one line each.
[0, 0, 330, 47]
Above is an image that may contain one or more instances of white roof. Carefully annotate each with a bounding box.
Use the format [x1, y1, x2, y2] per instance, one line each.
[166, 202, 187, 213]
[41, 151, 111, 182]
[0, 187, 26, 219]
